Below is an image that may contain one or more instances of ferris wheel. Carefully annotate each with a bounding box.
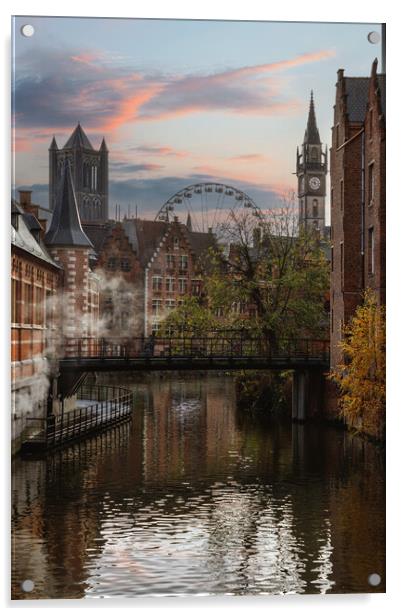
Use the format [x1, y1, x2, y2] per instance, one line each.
[154, 182, 260, 233]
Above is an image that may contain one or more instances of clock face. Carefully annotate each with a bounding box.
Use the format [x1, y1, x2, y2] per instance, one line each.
[309, 176, 321, 190]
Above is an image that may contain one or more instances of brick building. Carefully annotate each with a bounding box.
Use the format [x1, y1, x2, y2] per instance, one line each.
[84, 221, 143, 338]
[45, 161, 100, 355]
[330, 59, 385, 369]
[11, 198, 61, 451]
[121, 216, 216, 336]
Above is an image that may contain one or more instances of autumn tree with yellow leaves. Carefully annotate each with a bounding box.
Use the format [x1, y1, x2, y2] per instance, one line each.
[330, 290, 385, 440]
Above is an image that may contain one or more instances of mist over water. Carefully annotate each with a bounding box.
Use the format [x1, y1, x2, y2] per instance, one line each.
[11, 374, 385, 598]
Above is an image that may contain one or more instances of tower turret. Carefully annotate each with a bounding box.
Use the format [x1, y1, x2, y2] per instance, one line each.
[296, 92, 327, 237]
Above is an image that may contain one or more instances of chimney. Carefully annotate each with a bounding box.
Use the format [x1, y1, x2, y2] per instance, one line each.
[173, 215, 179, 223]
[39, 218, 47, 240]
[18, 190, 32, 207]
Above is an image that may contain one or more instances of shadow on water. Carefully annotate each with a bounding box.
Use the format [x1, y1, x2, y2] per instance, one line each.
[12, 373, 385, 599]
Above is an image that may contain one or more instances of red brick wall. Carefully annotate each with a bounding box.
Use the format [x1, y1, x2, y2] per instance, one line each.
[145, 221, 202, 336]
[11, 249, 60, 383]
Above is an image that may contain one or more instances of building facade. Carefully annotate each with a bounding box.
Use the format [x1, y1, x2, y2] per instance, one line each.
[297, 92, 328, 237]
[49, 124, 108, 224]
[11, 199, 61, 452]
[330, 59, 385, 369]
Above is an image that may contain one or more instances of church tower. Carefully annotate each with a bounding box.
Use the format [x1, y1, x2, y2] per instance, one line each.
[49, 124, 109, 224]
[296, 92, 327, 237]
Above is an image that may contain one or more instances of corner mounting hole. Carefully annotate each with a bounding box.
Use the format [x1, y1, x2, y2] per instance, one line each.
[21, 579, 35, 592]
[368, 573, 381, 586]
[21, 24, 35, 38]
[367, 31, 380, 44]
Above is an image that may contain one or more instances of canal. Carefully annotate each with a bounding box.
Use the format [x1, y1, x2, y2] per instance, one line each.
[11, 374, 385, 598]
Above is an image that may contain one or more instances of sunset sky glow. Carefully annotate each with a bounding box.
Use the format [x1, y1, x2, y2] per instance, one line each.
[12, 17, 380, 218]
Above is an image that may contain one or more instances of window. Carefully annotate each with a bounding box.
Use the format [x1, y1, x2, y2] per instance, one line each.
[151, 322, 160, 334]
[107, 257, 117, 271]
[177, 299, 184, 307]
[120, 258, 131, 272]
[152, 299, 162, 315]
[91, 165, 98, 191]
[11, 279, 18, 323]
[368, 163, 375, 204]
[165, 299, 176, 311]
[152, 276, 162, 292]
[173, 237, 179, 250]
[368, 227, 375, 274]
[166, 277, 175, 292]
[178, 278, 187, 294]
[340, 242, 344, 289]
[23, 283, 33, 324]
[311, 147, 318, 161]
[340, 180, 344, 212]
[312, 199, 318, 218]
[180, 255, 188, 270]
[166, 254, 175, 268]
[35, 287, 44, 325]
[191, 279, 201, 295]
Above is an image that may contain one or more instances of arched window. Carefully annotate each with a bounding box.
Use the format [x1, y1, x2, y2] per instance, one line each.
[311, 147, 318, 162]
[83, 162, 91, 189]
[93, 198, 101, 220]
[312, 199, 318, 218]
[82, 196, 90, 220]
[91, 165, 98, 191]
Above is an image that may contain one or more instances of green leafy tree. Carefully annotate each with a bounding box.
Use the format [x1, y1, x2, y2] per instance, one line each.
[159, 201, 329, 348]
[330, 289, 385, 440]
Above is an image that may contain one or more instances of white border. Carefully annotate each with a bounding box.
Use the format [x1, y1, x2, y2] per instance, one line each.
[1, 1, 401, 614]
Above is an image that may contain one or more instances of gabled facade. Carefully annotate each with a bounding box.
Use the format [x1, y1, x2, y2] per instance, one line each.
[330, 59, 385, 369]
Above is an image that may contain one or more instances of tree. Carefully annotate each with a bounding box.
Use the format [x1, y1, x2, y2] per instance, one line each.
[159, 200, 329, 348]
[330, 290, 385, 440]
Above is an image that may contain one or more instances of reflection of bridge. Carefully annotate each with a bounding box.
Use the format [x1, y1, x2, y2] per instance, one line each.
[58, 334, 329, 423]
[60, 335, 330, 372]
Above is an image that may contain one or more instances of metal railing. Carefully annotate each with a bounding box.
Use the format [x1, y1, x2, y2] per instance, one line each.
[62, 335, 330, 363]
[22, 384, 133, 452]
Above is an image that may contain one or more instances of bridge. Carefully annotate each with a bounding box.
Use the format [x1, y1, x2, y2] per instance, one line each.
[59, 335, 330, 372]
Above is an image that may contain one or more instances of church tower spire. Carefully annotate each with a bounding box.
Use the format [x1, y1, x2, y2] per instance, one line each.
[48, 124, 109, 224]
[296, 92, 327, 238]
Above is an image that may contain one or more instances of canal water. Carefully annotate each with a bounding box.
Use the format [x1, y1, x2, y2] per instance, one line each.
[11, 374, 385, 599]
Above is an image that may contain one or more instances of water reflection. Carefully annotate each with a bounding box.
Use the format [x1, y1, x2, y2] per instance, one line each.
[12, 375, 385, 598]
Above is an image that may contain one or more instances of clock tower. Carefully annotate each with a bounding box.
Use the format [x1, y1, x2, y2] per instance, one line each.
[296, 91, 327, 237]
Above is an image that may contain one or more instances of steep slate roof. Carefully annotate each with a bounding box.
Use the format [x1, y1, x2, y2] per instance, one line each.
[11, 203, 60, 268]
[63, 123, 94, 150]
[303, 91, 321, 144]
[45, 163, 93, 248]
[124, 219, 168, 267]
[83, 223, 114, 254]
[344, 77, 370, 123]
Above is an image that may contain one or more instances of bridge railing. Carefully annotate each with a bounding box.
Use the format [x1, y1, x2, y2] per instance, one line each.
[62, 335, 329, 362]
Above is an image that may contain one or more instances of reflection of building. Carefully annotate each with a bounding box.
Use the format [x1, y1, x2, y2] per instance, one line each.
[49, 124, 108, 224]
[330, 59, 385, 368]
[297, 92, 328, 237]
[11, 193, 61, 452]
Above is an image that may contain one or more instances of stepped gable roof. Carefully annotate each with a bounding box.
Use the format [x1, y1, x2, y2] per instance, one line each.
[12, 201, 60, 268]
[344, 77, 370, 123]
[303, 91, 321, 145]
[63, 123, 94, 150]
[187, 229, 217, 257]
[45, 162, 93, 248]
[123, 219, 168, 267]
[82, 223, 114, 254]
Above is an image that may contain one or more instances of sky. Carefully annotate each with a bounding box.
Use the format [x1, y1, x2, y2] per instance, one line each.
[12, 17, 382, 222]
